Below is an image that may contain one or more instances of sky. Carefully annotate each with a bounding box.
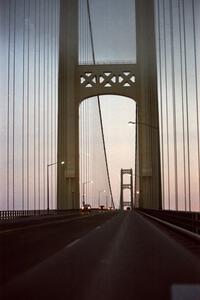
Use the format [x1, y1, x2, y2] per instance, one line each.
[0, 0, 200, 211]
[100, 96, 136, 207]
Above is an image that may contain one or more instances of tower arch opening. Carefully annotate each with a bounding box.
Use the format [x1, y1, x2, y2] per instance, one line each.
[79, 94, 136, 209]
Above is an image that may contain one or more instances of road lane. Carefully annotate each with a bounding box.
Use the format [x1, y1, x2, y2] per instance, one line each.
[0, 210, 102, 232]
[1, 211, 200, 300]
[0, 212, 102, 234]
[0, 211, 117, 285]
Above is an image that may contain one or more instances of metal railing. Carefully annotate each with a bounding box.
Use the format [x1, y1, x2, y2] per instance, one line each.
[137, 209, 200, 235]
[0, 209, 79, 221]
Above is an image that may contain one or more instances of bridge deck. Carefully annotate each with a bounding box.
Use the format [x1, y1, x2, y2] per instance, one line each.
[1, 211, 200, 300]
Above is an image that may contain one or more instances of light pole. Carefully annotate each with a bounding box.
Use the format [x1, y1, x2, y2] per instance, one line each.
[106, 194, 109, 209]
[98, 190, 106, 208]
[128, 118, 158, 207]
[82, 180, 93, 206]
[47, 161, 64, 212]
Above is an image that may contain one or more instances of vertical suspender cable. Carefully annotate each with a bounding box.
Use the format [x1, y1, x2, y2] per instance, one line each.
[85, 0, 87, 192]
[48, 0, 51, 208]
[87, 106, 90, 201]
[54, 0, 58, 207]
[12, 0, 16, 210]
[53, 0, 56, 207]
[192, 0, 200, 210]
[82, 1, 85, 197]
[169, 0, 178, 210]
[7, 0, 11, 211]
[50, 0, 54, 208]
[85, 2, 88, 199]
[43, 0, 46, 208]
[163, 0, 171, 209]
[87, 29, 91, 203]
[52, 0, 55, 208]
[47, 0, 50, 207]
[85, 1, 87, 196]
[79, 0, 82, 203]
[57, 0, 60, 207]
[79, 0, 81, 195]
[80, 0, 84, 202]
[87, 10, 90, 200]
[85, 5, 88, 200]
[33, 0, 37, 210]
[22, 0, 26, 210]
[182, 0, 191, 211]
[82, 0, 85, 193]
[27, 0, 30, 210]
[134, 104, 138, 207]
[81, 0, 84, 204]
[178, 0, 187, 210]
[157, 0, 165, 209]
[86, 6, 90, 200]
[38, 0, 41, 210]
[86, 0, 115, 209]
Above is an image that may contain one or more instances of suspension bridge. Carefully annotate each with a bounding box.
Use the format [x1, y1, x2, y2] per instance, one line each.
[0, 0, 200, 299]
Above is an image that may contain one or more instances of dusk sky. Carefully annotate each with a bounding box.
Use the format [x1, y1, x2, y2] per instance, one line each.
[0, 0, 200, 211]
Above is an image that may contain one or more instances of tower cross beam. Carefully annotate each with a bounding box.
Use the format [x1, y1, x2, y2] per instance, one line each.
[76, 64, 138, 102]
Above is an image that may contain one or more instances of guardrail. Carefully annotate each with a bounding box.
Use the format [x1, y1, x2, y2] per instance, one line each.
[0, 209, 79, 221]
[136, 208, 200, 235]
[0, 208, 112, 221]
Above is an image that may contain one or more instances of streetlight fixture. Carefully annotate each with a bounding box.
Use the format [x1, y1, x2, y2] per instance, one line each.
[98, 189, 106, 208]
[82, 180, 94, 206]
[128, 121, 158, 130]
[47, 161, 65, 212]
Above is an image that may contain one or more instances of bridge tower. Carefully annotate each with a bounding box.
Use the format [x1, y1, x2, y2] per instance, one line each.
[120, 169, 134, 210]
[57, 0, 161, 209]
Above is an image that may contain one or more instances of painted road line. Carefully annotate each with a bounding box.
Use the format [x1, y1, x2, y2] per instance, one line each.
[66, 239, 81, 248]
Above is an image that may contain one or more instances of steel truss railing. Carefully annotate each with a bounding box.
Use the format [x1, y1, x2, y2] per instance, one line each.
[0, 209, 79, 221]
[137, 209, 200, 235]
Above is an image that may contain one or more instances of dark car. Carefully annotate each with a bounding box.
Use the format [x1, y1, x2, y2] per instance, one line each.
[81, 204, 91, 212]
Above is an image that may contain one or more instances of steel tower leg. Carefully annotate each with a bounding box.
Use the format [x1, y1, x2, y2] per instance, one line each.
[135, 0, 162, 209]
[57, 0, 79, 209]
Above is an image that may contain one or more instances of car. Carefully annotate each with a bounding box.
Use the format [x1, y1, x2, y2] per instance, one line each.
[81, 204, 91, 213]
[99, 205, 105, 211]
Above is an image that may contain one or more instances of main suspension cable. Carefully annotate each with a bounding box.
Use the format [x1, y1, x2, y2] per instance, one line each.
[86, 0, 115, 209]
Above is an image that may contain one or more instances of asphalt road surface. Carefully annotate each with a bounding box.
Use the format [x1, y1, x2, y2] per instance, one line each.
[1, 211, 200, 300]
[0, 211, 117, 284]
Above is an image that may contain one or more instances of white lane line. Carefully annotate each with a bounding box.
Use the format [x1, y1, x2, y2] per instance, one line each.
[66, 238, 81, 248]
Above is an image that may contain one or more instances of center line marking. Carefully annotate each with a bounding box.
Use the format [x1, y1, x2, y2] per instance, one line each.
[66, 239, 80, 248]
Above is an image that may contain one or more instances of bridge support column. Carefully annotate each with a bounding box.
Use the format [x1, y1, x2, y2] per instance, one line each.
[57, 0, 79, 209]
[135, 0, 162, 209]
